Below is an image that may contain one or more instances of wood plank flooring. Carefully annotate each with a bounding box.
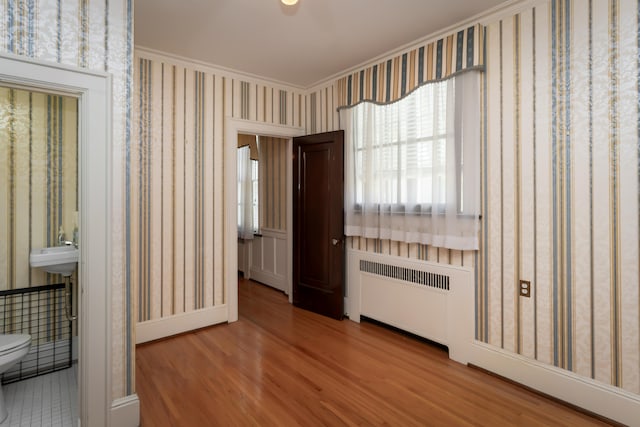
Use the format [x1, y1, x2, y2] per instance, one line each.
[136, 279, 614, 426]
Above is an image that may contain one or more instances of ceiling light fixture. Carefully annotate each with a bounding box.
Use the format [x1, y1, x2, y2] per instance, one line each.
[281, 0, 298, 5]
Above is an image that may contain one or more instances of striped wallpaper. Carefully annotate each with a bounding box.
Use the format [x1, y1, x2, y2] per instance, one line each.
[0, 0, 134, 398]
[259, 136, 287, 231]
[231, 71, 305, 127]
[0, 87, 77, 291]
[132, 51, 305, 325]
[133, 57, 224, 322]
[479, 0, 640, 394]
[336, 24, 485, 108]
[306, 85, 339, 135]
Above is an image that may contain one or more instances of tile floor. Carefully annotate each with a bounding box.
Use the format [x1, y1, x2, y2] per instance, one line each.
[0, 366, 77, 427]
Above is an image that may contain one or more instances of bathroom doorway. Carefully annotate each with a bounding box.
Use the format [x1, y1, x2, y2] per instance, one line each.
[0, 54, 113, 426]
[0, 85, 78, 426]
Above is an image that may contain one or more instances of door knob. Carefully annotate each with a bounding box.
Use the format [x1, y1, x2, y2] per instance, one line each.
[332, 238, 341, 246]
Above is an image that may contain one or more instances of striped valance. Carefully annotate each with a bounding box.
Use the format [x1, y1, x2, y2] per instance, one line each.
[337, 24, 485, 108]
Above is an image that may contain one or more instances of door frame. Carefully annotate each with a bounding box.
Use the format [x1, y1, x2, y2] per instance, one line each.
[224, 118, 305, 321]
[0, 53, 116, 425]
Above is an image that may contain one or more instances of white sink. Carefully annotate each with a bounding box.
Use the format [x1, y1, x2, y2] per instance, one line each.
[30, 245, 79, 277]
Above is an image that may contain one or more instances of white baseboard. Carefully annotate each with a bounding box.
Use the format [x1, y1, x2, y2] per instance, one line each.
[470, 341, 640, 426]
[136, 305, 228, 344]
[110, 394, 140, 427]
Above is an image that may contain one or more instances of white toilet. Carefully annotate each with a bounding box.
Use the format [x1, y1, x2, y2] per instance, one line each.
[0, 334, 31, 423]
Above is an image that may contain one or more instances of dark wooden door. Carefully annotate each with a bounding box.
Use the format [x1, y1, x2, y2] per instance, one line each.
[293, 131, 344, 320]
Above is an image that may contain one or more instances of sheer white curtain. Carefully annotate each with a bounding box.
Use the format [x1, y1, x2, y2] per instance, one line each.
[237, 146, 255, 239]
[340, 71, 481, 250]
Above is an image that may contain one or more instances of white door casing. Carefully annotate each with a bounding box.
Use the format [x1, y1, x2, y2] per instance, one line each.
[225, 118, 305, 321]
[0, 52, 138, 426]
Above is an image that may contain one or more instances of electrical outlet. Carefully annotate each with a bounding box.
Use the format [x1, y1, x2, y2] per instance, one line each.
[519, 280, 531, 298]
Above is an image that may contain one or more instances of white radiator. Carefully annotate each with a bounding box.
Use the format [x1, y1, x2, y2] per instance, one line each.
[347, 249, 474, 364]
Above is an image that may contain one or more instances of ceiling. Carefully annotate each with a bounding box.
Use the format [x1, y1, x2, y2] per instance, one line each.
[135, 0, 508, 88]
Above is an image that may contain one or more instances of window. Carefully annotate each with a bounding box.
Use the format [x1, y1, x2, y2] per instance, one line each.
[237, 145, 258, 238]
[251, 158, 259, 231]
[351, 80, 450, 211]
[340, 71, 481, 250]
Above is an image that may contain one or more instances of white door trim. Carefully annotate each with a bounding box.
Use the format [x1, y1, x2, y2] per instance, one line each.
[0, 52, 121, 426]
[225, 118, 305, 321]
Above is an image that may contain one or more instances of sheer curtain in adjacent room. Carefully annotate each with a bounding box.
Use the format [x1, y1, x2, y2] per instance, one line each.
[237, 145, 255, 239]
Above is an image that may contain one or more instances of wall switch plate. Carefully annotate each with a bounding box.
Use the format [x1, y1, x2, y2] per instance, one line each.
[519, 280, 531, 298]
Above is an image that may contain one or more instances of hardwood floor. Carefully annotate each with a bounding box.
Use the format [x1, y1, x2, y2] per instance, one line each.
[136, 279, 614, 426]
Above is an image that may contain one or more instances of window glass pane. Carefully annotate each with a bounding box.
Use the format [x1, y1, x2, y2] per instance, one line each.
[350, 80, 450, 207]
[237, 146, 249, 228]
[252, 159, 259, 232]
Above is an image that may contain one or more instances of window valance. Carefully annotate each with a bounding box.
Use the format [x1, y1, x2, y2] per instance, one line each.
[337, 24, 485, 108]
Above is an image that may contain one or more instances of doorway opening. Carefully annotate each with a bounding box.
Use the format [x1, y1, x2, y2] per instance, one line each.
[225, 118, 305, 322]
[237, 133, 290, 294]
[0, 53, 114, 426]
[0, 85, 78, 426]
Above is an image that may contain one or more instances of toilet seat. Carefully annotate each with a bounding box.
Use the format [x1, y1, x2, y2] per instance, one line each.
[0, 334, 31, 356]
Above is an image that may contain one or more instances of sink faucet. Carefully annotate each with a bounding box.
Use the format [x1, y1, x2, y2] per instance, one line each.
[57, 226, 78, 248]
[57, 226, 66, 246]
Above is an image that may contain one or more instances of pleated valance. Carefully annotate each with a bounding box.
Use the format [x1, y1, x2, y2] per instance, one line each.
[337, 24, 485, 108]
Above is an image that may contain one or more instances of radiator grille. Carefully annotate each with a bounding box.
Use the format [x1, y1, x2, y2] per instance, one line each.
[359, 260, 450, 291]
